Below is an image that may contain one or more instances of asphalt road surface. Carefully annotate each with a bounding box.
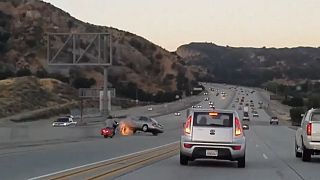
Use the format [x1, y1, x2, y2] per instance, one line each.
[0, 84, 231, 180]
[1, 84, 319, 180]
[116, 86, 320, 180]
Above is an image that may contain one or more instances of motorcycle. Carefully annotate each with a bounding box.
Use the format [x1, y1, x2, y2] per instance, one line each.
[100, 121, 119, 138]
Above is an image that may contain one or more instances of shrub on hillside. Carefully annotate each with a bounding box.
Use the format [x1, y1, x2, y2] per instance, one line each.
[48, 73, 69, 83]
[282, 97, 304, 107]
[0, 64, 14, 80]
[16, 68, 31, 77]
[290, 107, 306, 126]
[72, 77, 96, 89]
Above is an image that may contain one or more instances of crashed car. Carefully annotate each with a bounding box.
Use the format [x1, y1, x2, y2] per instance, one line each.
[123, 116, 164, 136]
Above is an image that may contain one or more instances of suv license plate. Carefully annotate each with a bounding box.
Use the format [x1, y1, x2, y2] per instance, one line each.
[206, 150, 218, 157]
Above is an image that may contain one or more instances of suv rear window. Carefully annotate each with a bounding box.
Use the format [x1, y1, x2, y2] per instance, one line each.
[193, 112, 233, 127]
[311, 113, 320, 121]
[56, 118, 69, 122]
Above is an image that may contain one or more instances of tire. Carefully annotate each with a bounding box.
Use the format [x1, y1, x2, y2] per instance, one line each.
[295, 140, 302, 158]
[237, 155, 246, 168]
[104, 135, 108, 138]
[180, 153, 189, 165]
[142, 125, 148, 132]
[152, 132, 158, 136]
[302, 144, 311, 162]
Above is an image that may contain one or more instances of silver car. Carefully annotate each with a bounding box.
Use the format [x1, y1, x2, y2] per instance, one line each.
[125, 116, 164, 136]
[295, 108, 320, 161]
[180, 109, 248, 167]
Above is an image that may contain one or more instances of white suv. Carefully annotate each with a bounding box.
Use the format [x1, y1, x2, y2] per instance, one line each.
[180, 109, 248, 168]
[295, 108, 320, 161]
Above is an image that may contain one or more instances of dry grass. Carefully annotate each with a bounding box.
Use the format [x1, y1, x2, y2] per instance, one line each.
[0, 76, 78, 119]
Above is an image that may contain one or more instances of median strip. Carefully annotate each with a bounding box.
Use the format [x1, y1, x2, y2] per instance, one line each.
[28, 141, 179, 180]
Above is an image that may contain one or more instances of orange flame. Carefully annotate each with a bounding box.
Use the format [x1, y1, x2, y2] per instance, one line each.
[119, 121, 133, 136]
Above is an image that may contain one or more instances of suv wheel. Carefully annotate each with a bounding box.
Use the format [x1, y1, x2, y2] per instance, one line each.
[180, 153, 189, 165]
[295, 140, 302, 158]
[302, 144, 311, 162]
[237, 155, 246, 168]
[142, 125, 148, 132]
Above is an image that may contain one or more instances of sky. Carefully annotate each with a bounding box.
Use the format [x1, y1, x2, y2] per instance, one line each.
[43, 0, 320, 51]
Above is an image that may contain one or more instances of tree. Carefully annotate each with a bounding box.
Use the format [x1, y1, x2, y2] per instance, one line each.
[72, 77, 96, 89]
[16, 68, 31, 77]
[290, 107, 305, 126]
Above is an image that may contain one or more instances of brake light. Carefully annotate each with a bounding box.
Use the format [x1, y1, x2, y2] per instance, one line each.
[209, 112, 218, 116]
[183, 143, 193, 148]
[307, 123, 312, 136]
[232, 145, 241, 150]
[184, 116, 192, 135]
[235, 117, 242, 136]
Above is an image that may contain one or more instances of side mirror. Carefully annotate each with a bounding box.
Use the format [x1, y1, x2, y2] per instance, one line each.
[242, 124, 249, 130]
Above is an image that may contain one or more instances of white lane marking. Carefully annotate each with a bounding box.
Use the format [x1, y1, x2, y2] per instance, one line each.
[262, 153, 268, 160]
[28, 141, 179, 180]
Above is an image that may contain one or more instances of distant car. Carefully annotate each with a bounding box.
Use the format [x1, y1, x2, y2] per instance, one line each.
[52, 117, 77, 127]
[180, 109, 248, 167]
[209, 105, 215, 109]
[252, 111, 259, 117]
[204, 92, 208, 95]
[231, 104, 235, 108]
[147, 107, 153, 111]
[295, 108, 320, 161]
[250, 104, 254, 107]
[175, 112, 181, 116]
[125, 116, 164, 135]
[197, 105, 202, 108]
[243, 112, 249, 121]
[192, 105, 197, 108]
[238, 106, 242, 110]
[209, 101, 214, 105]
[239, 102, 243, 105]
[270, 116, 279, 125]
[204, 97, 209, 101]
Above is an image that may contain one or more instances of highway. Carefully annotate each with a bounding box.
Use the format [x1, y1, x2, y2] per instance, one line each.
[117, 86, 320, 180]
[0, 84, 319, 180]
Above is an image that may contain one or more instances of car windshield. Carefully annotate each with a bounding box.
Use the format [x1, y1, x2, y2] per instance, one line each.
[193, 112, 233, 127]
[56, 118, 69, 122]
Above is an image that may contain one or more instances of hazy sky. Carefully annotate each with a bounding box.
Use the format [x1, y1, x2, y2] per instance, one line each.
[43, 0, 320, 51]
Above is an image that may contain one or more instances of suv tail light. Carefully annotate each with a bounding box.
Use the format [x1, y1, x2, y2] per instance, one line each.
[184, 116, 192, 135]
[307, 123, 312, 136]
[235, 117, 242, 136]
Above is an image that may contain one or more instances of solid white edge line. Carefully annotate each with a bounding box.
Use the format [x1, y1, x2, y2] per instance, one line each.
[262, 153, 268, 160]
[27, 141, 179, 180]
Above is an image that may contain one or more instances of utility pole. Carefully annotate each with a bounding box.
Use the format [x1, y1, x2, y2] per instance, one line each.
[103, 66, 109, 117]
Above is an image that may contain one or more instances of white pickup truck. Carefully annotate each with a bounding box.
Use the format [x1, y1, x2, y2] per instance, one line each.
[295, 108, 320, 161]
[52, 116, 77, 127]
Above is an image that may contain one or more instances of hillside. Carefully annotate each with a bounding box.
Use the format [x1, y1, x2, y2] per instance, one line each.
[0, 0, 206, 99]
[0, 76, 78, 118]
[177, 42, 320, 86]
